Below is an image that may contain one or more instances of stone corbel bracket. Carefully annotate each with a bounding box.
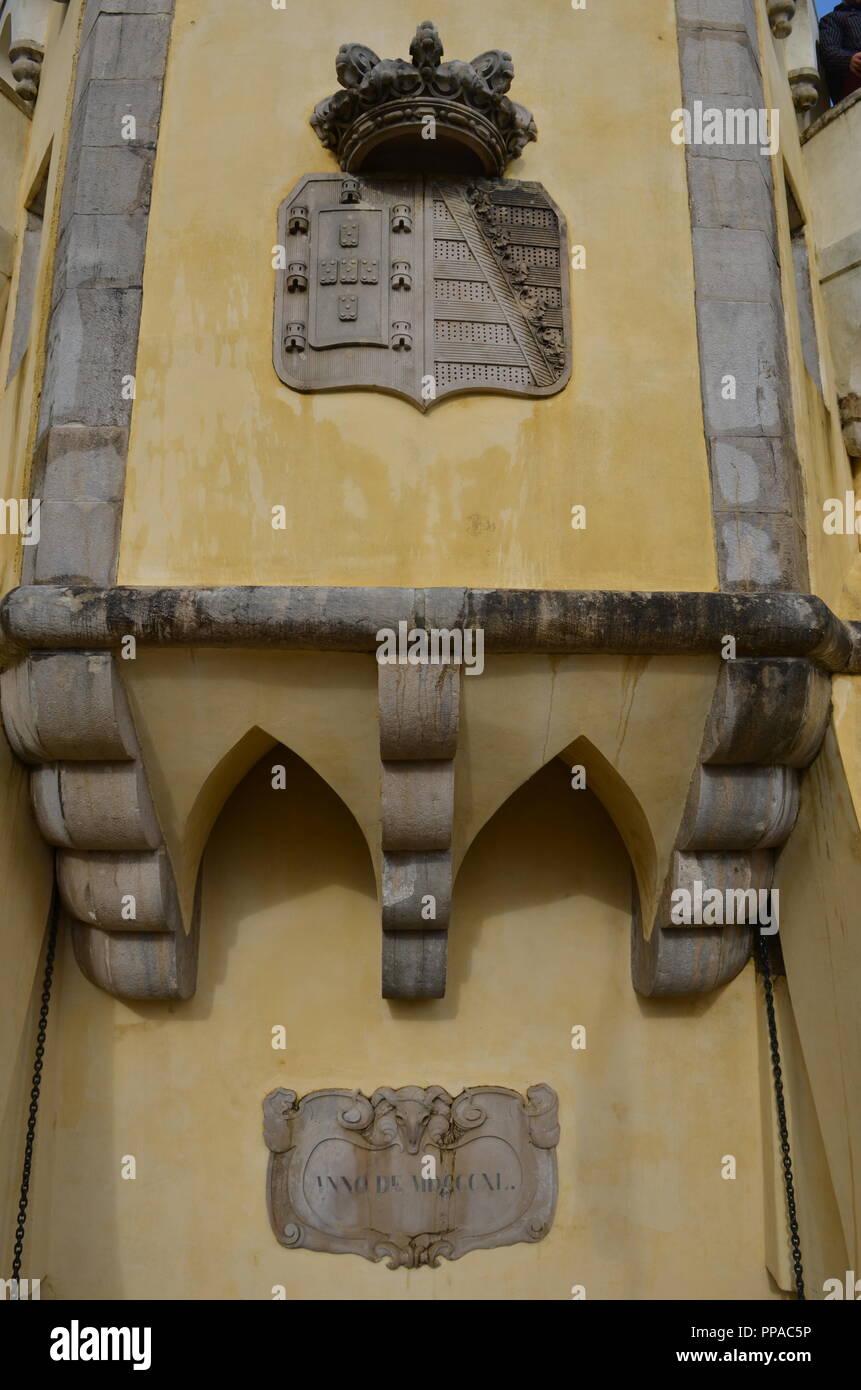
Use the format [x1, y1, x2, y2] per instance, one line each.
[633, 658, 831, 996]
[4, 0, 64, 108]
[767, 1, 796, 39]
[0, 650, 197, 999]
[378, 662, 460, 999]
[788, 68, 823, 118]
[839, 394, 861, 460]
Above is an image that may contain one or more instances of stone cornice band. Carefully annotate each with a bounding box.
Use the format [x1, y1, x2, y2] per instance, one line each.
[0, 585, 859, 672]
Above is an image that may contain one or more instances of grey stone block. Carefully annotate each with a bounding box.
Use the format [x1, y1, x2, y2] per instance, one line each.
[100, 0, 174, 10]
[76, 78, 163, 148]
[32, 761, 162, 851]
[378, 663, 460, 760]
[80, 2, 163, 48]
[72, 911, 199, 1001]
[59, 846, 179, 931]
[47, 276, 143, 361]
[74, 145, 153, 216]
[0, 651, 139, 762]
[381, 761, 454, 852]
[31, 424, 127, 502]
[82, 0, 102, 44]
[697, 297, 787, 435]
[77, 13, 172, 89]
[632, 919, 753, 996]
[701, 658, 831, 767]
[85, 0, 174, 38]
[687, 152, 774, 231]
[710, 436, 794, 514]
[677, 0, 759, 51]
[661, 849, 774, 925]
[54, 212, 147, 294]
[40, 362, 134, 432]
[777, 435, 807, 524]
[680, 106, 772, 164]
[819, 227, 861, 283]
[382, 851, 452, 930]
[679, 29, 762, 100]
[423, 587, 469, 630]
[382, 929, 447, 999]
[678, 764, 799, 850]
[39, 285, 141, 430]
[30, 499, 121, 584]
[693, 227, 777, 301]
[715, 512, 807, 589]
[60, 98, 90, 217]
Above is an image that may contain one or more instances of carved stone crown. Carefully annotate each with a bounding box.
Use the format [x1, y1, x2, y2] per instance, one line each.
[310, 20, 537, 177]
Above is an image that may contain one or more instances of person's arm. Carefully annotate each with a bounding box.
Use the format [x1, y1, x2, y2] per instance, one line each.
[820, 15, 858, 79]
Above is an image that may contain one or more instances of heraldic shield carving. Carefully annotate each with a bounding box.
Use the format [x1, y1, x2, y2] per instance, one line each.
[263, 1084, 560, 1268]
[272, 23, 572, 412]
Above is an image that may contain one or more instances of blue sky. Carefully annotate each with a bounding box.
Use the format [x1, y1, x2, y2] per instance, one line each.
[815, 1, 841, 14]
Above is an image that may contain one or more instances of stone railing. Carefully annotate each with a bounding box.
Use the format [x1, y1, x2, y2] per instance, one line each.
[768, 0, 829, 127]
[767, 0, 797, 40]
[0, 0, 67, 107]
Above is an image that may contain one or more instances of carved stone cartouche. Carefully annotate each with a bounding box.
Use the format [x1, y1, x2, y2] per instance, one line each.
[263, 1083, 559, 1267]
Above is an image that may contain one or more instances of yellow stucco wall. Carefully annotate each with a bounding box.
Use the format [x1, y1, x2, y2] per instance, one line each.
[116, 0, 718, 592]
[0, 85, 29, 328]
[119, 649, 719, 934]
[802, 99, 861, 259]
[0, 0, 83, 598]
[0, 0, 82, 1265]
[38, 751, 777, 1299]
[759, 33, 856, 616]
[758, 36, 861, 1290]
[0, 730, 53, 1255]
[1, 1, 858, 1303]
[800, 97, 861, 618]
[774, 719, 861, 1274]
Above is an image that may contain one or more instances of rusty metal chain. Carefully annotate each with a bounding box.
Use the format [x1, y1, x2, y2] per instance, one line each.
[756, 931, 805, 1301]
[10, 888, 59, 1285]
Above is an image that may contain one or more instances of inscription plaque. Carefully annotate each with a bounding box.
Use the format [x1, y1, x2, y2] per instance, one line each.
[263, 1083, 559, 1268]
